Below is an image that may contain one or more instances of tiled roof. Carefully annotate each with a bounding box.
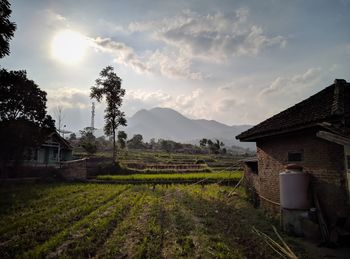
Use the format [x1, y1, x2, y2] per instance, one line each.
[236, 79, 350, 141]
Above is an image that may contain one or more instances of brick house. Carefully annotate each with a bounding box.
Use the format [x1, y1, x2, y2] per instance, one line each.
[236, 79, 350, 221]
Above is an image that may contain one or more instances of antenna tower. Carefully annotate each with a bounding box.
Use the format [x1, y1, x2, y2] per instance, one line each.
[91, 102, 95, 131]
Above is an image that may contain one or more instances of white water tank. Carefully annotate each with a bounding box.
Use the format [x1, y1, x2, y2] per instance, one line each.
[280, 164, 310, 210]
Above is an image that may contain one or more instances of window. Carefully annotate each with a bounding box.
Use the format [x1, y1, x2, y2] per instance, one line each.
[246, 161, 259, 175]
[288, 151, 303, 162]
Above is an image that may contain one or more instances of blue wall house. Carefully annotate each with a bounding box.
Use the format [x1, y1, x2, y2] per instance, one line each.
[24, 131, 73, 167]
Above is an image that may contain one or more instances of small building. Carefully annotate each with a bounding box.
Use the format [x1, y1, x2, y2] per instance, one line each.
[236, 79, 350, 221]
[24, 131, 73, 167]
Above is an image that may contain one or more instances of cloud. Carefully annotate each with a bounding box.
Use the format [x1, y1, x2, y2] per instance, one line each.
[49, 8, 285, 80]
[218, 98, 238, 112]
[92, 8, 285, 79]
[93, 37, 151, 74]
[128, 8, 286, 62]
[260, 68, 322, 96]
[148, 49, 203, 80]
[92, 37, 203, 79]
[211, 67, 325, 125]
[45, 9, 67, 24]
[47, 87, 91, 110]
[46, 88, 95, 132]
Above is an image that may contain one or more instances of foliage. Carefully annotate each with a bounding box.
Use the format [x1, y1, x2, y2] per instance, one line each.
[127, 134, 145, 149]
[199, 138, 225, 154]
[124, 136, 203, 154]
[69, 132, 77, 141]
[96, 136, 112, 151]
[79, 128, 97, 155]
[90, 66, 127, 162]
[0, 69, 55, 167]
[0, 69, 53, 124]
[199, 138, 207, 147]
[117, 130, 127, 149]
[0, 0, 16, 58]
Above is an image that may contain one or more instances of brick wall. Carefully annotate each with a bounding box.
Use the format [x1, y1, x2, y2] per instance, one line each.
[256, 129, 349, 219]
[60, 159, 87, 180]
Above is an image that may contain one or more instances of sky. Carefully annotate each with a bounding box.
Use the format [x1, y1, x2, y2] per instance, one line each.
[2, 0, 350, 132]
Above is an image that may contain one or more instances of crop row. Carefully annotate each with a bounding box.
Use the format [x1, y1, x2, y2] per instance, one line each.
[0, 184, 130, 258]
[122, 162, 208, 170]
[120, 166, 212, 175]
[0, 183, 302, 258]
[25, 187, 142, 258]
[96, 171, 242, 182]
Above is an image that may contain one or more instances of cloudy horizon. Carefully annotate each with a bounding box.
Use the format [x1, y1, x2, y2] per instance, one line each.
[2, 0, 350, 132]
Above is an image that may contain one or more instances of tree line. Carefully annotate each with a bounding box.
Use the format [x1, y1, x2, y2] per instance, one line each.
[71, 130, 230, 155]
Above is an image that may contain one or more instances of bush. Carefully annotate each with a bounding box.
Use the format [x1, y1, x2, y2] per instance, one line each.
[195, 159, 206, 164]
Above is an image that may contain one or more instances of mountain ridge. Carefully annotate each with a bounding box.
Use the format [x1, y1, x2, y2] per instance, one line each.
[122, 107, 255, 150]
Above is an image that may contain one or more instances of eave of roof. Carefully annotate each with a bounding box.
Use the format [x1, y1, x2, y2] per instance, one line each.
[48, 131, 73, 150]
[236, 79, 349, 142]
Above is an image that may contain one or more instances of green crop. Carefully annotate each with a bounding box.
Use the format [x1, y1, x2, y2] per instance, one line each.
[96, 171, 242, 182]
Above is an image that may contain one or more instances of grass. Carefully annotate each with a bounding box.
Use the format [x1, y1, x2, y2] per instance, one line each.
[0, 182, 311, 258]
[96, 171, 242, 182]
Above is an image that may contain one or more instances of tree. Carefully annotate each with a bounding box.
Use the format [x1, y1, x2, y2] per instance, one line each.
[54, 106, 65, 135]
[69, 133, 77, 141]
[160, 139, 173, 153]
[0, 69, 52, 123]
[117, 130, 127, 149]
[0, 0, 16, 58]
[199, 138, 207, 147]
[127, 134, 144, 149]
[201, 138, 225, 154]
[79, 128, 97, 155]
[90, 66, 127, 163]
[0, 69, 55, 169]
[149, 138, 156, 150]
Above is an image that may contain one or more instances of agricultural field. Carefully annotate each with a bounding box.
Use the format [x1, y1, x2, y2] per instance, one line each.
[96, 171, 241, 183]
[117, 150, 245, 170]
[87, 149, 247, 184]
[0, 183, 309, 258]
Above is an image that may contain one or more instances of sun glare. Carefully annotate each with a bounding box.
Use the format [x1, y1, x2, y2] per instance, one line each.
[51, 30, 88, 64]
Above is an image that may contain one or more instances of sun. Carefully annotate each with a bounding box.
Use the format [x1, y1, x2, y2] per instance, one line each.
[51, 30, 88, 64]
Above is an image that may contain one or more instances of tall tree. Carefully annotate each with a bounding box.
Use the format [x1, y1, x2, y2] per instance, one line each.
[90, 66, 127, 163]
[0, 0, 16, 58]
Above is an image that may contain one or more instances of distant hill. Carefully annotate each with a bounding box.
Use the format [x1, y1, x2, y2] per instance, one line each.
[120, 107, 255, 151]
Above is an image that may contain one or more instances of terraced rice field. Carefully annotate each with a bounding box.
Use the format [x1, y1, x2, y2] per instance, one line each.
[0, 182, 292, 258]
[96, 171, 241, 183]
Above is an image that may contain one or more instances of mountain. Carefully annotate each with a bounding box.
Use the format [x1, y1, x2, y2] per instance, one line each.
[122, 107, 255, 150]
